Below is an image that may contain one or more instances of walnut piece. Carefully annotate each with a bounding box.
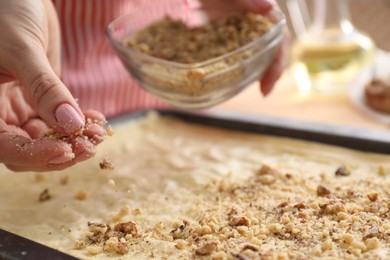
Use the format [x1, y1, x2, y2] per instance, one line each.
[335, 166, 351, 176]
[196, 241, 218, 255]
[99, 158, 114, 170]
[38, 189, 51, 202]
[317, 185, 331, 197]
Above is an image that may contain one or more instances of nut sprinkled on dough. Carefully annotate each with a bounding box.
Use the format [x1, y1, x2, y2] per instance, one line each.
[60, 175, 69, 185]
[317, 185, 331, 197]
[367, 192, 378, 202]
[195, 241, 218, 255]
[74, 191, 88, 201]
[335, 165, 351, 176]
[107, 179, 116, 188]
[38, 189, 51, 202]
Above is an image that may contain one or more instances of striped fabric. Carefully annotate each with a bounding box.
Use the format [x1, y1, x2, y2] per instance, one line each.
[52, 0, 180, 117]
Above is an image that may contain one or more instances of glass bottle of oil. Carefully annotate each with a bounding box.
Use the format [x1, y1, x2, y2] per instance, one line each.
[289, 0, 376, 94]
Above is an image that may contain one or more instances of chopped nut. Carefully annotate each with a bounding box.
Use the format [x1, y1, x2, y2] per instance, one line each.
[257, 175, 275, 185]
[86, 245, 103, 255]
[74, 191, 88, 200]
[106, 125, 114, 136]
[107, 179, 116, 188]
[363, 227, 382, 240]
[126, 12, 272, 64]
[175, 240, 186, 250]
[59, 175, 69, 185]
[195, 241, 218, 255]
[365, 237, 381, 250]
[170, 220, 189, 239]
[340, 233, 354, 244]
[337, 212, 350, 221]
[114, 221, 138, 237]
[229, 216, 251, 227]
[367, 192, 378, 202]
[321, 239, 333, 251]
[242, 244, 259, 252]
[38, 189, 51, 202]
[112, 206, 130, 222]
[378, 165, 387, 177]
[278, 201, 289, 208]
[335, 166, 351, 176]
[88, 222, 108, 234]
[34, 173, 45, 182]
[257, 165, 278, 176]
[104, 237, 129, 254]
[351, 240, 367, 251]
[317, 185, 331, 197]
[197, 226, 212, 235]
[74, 240, 85, 250]
[99, 158, 114, 170]
[134, 208, 142, 215]
[268, 223, 283, 234]
[293, 203, 306, 210]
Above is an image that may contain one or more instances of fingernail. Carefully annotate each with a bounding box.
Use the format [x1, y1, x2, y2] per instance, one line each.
[48, 152, 75, 164]
[55, 104, 84, 134]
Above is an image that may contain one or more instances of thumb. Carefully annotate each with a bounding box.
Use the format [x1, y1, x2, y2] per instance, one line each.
[13, 49, 85, 135]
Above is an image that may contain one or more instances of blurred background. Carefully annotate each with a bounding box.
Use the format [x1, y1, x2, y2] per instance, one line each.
[218, 0, 390, 130]
[278, 0, 390, 51]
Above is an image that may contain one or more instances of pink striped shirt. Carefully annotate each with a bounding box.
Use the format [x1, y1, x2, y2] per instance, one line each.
[52, 0, 177, 117]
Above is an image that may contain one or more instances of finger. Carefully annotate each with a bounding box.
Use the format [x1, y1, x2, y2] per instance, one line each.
[84, 110, 107, 125]
[8, 46, 84, 135]
[0, 73, 15, 84]
[0, 133, 75, 167]
[5, 160, 77, 172]
[260, 32, 290, 96]
[21, 118, 49, 139]
[68, 137, 97, 162]
[83, 124, 106, 145]
[237, 0, 274, 14]
[0, 118, 29, 138]
[5, 137, 96, 172]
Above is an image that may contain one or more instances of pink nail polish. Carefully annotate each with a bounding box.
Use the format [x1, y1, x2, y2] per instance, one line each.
[48, 152, 75, 164]
[55, 104, 85, 134]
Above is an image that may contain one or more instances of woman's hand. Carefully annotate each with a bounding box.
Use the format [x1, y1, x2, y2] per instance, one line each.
[200, 0, 289, 96]
[0, 0, 105, 172]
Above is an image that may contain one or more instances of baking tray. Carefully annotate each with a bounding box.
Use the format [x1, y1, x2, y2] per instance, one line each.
[1, 109, 390, 260]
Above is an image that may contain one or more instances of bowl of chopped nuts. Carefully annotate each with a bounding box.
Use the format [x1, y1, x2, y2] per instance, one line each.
[107, 2, 285, 109]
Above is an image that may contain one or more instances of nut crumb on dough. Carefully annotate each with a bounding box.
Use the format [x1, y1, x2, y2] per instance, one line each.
[34, 173, 45, 182]
[38, 189, 51, 202]
[317, 185, 331, 197]
[74, 191, 88, 201]
[107, 179, 116, 188]
[367, 192, 378, 202]
[112, 206, 130, 222]
[335, 165, 351, 176]
[65, 126, 390, 259]
[60, 175, 69, 185]
[195, 241, 218, 255]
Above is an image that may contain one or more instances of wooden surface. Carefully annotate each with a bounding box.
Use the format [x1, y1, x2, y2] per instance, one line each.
[216, 70, 390, 131]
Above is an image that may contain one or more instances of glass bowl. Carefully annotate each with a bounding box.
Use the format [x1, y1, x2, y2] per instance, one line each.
[107, 3, 286, 109]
